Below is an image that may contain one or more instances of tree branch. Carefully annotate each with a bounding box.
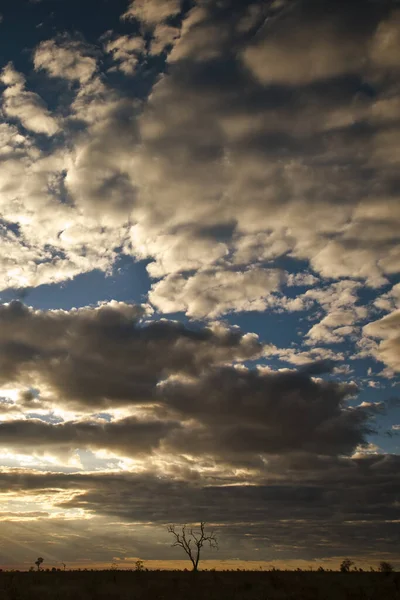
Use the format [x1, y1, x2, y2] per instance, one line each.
[167, 522, 218, 571]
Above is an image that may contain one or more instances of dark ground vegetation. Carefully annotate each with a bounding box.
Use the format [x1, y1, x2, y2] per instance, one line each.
[0, 570, 399, 600]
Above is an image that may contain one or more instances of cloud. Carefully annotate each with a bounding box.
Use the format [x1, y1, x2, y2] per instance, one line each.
[0, 0, 399, 313]
[374, 282, 400, 312]
[0, 453, 399, 565]
[0, 300, 378, 470]
[161, 366, 366, 459]
[120, 0, 400, 306]
[0, 0, 395, 306]
[122, 0, 181, 26]
[149, 267, 285, 318]
[34, 39, 97, 84]
[104, 34, 144, 75]
[242, 1, 367, 85]
[264, 345, 345, 367]
[0, 363, 369, 466]
[1, 63, 59, 135]
[243, 2, 400, 87]
[0, 0, 399, 570]
[150, 24, 180, 54]
[63, 91, 141, 219]
[0, 301, 262, 409]
[0, 416, 181, 459]
[370, 10, 400, 70]
[363, 309, 400, 372]
[302, 281, 368, 345]
[120, 0, 181, 57]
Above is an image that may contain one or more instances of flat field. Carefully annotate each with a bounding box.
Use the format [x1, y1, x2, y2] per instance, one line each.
[0, 570, 398, 600]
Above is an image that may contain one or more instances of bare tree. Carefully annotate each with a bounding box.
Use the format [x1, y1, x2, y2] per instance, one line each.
[167, 522, 218, 571]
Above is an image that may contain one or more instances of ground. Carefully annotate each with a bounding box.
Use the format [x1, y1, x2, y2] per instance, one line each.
[0, 570, 399, 600]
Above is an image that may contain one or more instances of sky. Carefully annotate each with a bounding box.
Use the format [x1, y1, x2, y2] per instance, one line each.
[0, 0, 399, 571]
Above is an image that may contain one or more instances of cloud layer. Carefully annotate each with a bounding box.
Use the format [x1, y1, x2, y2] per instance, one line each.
[0, 0, 399, 569]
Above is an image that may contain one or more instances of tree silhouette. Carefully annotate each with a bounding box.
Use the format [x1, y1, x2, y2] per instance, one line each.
[134, 560, 145, 571]
[167, 522, 218, 571]
[340, 559, 354, 573]
[35, 557, 44, 571]
[379, 561, 394, 573]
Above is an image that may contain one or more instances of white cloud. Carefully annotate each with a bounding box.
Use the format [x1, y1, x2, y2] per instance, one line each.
[122, 0, 181, 26]
[363, 310, 400, 372]
[287, 272, 319, 287]
[1, 63, 59, 136]
[263, 345, 344, 366]
[374, 283, 400, 312]
[149, 267, 285, 318]
[0, 0, 398, 325]
[0, 119, 127, 290]
[105, 34, 144, 75]
[150, 24, 180, 54]
[303, 281, 367, 346]
[34, 39, 97, 84]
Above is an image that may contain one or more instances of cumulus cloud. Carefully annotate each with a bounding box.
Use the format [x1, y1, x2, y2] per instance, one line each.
[0, 301, 262, 409]
[363, 310, 400, 372]
[34, 39, 97, 84]
[264, 345, 345, 367]
[0, 0, 398, 305]
[149, 267, 285, 318]
[2, 0, 395, 305]
[150, 24, 180, 54]
[302, 281, 368, 345]
[122, 0, 181, 26]
[374, 282, 400, 312]
[120, 0, 400, 306]
[120, 0, 181, 56]
[0, 300, 378, 471]
[161, 366, 367, 459]
[104, 34, 144, 75]
[1, 63, 59, 135]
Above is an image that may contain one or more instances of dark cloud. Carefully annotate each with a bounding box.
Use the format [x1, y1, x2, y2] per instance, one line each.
[0, 368, 371, 463]
[162, 367, 369, 457]
[0, 455, 399, 563]
[0, 301, 261, 408]
[0, 299, 387, 473]
[0, 300, 377, 464]
[0, 416, 181, 456]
